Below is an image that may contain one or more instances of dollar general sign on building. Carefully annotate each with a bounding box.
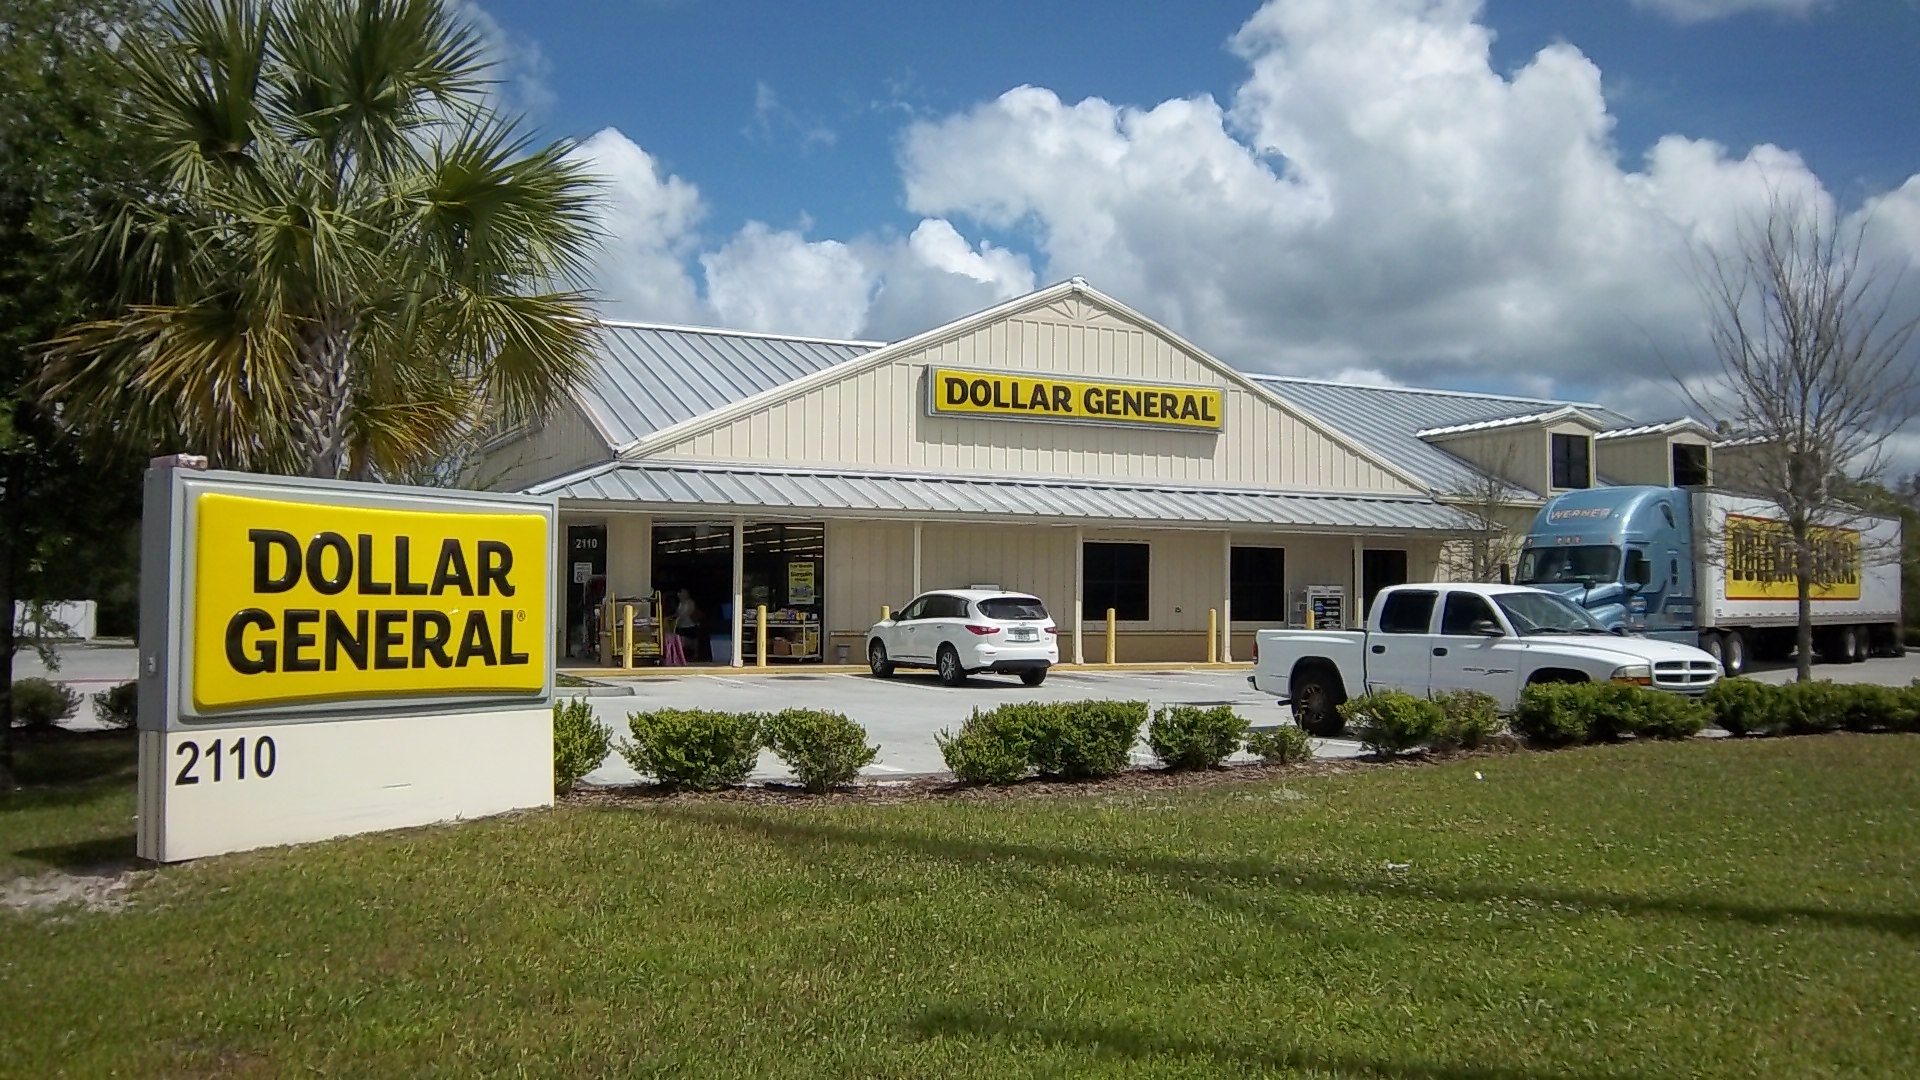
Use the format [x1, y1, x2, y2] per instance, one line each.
[190, 494, 550, 710]
[927, 368, 1225, 431]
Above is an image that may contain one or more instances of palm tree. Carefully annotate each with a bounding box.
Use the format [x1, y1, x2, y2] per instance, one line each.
[41, 0, 601, 479]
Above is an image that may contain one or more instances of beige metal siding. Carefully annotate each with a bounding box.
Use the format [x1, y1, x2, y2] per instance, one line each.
[825, 521, 915, 640]
[474, 401, 609, 491]
[1426, 428, 1546, 495]
[1596, 434, 1672, 486]
[656, 306, 1415, 494]
[922, 525, 1078, 619]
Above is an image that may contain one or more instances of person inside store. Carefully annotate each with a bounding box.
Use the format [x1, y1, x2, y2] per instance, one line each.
[673, 588, 706, 663]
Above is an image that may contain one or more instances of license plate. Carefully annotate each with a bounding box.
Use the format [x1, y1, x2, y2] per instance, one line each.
[1008, 628, 1038, 641]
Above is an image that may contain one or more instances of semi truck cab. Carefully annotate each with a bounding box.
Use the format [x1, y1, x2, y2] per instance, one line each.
[1516, 485, 1696, 642]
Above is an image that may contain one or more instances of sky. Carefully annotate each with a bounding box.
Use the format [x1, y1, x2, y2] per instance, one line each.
[463, 0, 1920, 466]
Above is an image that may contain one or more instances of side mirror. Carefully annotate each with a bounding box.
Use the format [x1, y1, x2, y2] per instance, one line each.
[1469, 619, 1503, 637]
[1608, 625, 1628, 636]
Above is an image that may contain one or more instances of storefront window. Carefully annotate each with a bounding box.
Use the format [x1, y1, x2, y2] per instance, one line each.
[1084, 541, 1149, 621]
[1230, 546, 1287, 622]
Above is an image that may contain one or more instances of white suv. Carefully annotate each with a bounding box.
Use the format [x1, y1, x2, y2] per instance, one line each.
[867, 590, 1059, 686]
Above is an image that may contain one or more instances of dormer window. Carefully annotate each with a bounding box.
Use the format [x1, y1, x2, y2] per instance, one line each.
[1551, 433, 1591, 489]
[1672, 442, 1710, 486]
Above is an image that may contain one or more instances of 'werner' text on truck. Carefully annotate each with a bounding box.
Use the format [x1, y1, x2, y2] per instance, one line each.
[1516, 485, 1905, 675]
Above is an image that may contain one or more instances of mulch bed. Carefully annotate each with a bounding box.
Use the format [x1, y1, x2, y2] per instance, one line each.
[563, 742, 1525, 809]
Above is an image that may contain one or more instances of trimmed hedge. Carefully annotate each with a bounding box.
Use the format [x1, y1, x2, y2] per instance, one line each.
[1514, 682, 1707, 747]
[764, 708, 878, 792]
[1244, 724, 1313, 764]
[1341, 691, 1446, 756]
[1704, 677, 1920, 737]
[935, 709, 1031, 785]
[1433, 690, 1504, 750]
[938, 700, 1147, 784]
[619, 708, 765, 791]
[93, 681, 139, 729]
[553, 697, 613, 794]
[1148, 704, 1249, 771]
[11, 678, 79, 728]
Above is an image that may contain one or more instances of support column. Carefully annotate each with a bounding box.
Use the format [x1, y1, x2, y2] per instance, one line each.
[1351, 537, 1365, 630]
[912, 522, 923, 596]
[730, 517, 745, 668]
[1221, 530, 1233, 663]
[1072, 526, 1085, 664]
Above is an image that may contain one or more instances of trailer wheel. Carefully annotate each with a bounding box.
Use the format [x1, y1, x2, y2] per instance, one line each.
[1722, 631, 1747, 676]
[1850, 627, 1871, 664]
[1290, 663, 1348, 738]
[1829, 626, 1860, 665]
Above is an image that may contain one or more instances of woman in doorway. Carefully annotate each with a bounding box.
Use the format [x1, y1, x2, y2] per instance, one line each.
[674, 588, 704, 663]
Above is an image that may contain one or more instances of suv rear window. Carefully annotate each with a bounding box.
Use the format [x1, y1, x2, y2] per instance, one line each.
[976, 596, 1048, 621]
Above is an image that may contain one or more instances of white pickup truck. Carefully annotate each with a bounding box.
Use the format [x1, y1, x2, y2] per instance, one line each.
[1250, 582, 1723, 735]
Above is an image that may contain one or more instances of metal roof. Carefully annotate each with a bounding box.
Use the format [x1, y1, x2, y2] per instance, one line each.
[577, 322, 881, 449]
[1250, 376, 1638, 495]
[530, 462, 1471, 532]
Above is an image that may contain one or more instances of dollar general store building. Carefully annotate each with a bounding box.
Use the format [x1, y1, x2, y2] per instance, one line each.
[477, 278, 1715, 668]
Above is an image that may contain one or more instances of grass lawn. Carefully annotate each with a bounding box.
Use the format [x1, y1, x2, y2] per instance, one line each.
[3, 735, 1918, 1079]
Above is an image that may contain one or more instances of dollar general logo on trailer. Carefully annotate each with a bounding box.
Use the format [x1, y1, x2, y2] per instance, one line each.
[190, 493, 550, 710]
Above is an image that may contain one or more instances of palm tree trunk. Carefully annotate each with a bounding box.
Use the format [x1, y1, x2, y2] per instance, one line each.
[297, 318, 355, 479]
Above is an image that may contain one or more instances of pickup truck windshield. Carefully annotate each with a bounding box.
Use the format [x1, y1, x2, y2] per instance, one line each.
[1516, 545, 1621, 585]
[1494, 591, 1609, 635]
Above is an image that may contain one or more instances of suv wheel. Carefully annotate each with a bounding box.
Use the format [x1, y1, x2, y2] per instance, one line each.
[1020, 667, 1048, 687]
[868, 640, 894, 678]
[937, 645, 967, 687]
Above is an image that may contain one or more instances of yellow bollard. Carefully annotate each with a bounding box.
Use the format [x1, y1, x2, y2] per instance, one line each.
[1306, 608, 1316, 631]
[1208, 608, 1218, 664]
[1105, 607, 1117, 665]
[881, 604, 890, 621]
[755, 605, 768, 668]
[620, 603, 634, 668]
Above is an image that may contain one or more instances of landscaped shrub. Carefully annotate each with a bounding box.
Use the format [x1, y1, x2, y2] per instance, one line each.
[11, 678, 80, 728]
[618, 708, 764, 791]
[1777, 680, 1850, 736]
[1701, 678, 1784, 737]
[1905, 681, 1920, 734]
[1340, 691, 1446, 755]
[1244, 724, 1313, 764]
[1832, 684, 1910, 733]
[1148, 704, 1248, 770]
[1583, 683, 1657, 743]
[1513, 683, 1593, 748]
[92, 681, 139, 729]
[552, 697, 613, 794]
[1432, 690, 1504, 751]
[1025, 700, 1147, 780]
[936, 707, 1033, 785]
[1631, 689, 1708, 741]
[764, 708, 878, 792]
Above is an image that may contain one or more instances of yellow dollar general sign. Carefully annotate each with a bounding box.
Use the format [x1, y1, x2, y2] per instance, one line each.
[1723, 514, 1862, 602]
[190, 493, 550, 711]
[927, 367, 1224, 431]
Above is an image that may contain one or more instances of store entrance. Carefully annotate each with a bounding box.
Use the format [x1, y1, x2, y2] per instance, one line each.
[652, 522, 735, 664]
[564, 525, 607, 661]
[741, 523, 824, 663]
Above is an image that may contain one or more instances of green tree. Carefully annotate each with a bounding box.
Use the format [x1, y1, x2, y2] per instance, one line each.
[40, 0, 603, 480]
[1, 0, 153, 789]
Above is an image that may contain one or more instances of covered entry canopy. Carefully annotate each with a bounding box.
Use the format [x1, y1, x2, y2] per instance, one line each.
[531, 461, 1472, 533]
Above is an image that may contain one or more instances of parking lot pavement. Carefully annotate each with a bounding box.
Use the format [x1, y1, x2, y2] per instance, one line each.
[577, 667, 1367, 785]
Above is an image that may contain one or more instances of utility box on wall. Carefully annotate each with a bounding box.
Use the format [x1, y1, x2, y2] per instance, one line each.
[134, 457, 559, 863]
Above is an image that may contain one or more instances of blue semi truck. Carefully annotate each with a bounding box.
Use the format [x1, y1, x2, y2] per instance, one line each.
[1516, 485, 1905, 675]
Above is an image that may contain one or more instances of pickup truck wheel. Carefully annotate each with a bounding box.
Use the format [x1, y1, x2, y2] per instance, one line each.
[1291, 668, 1347, 737]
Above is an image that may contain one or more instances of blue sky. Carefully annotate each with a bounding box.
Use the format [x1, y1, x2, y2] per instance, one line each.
[462, 0, 1920, 440]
